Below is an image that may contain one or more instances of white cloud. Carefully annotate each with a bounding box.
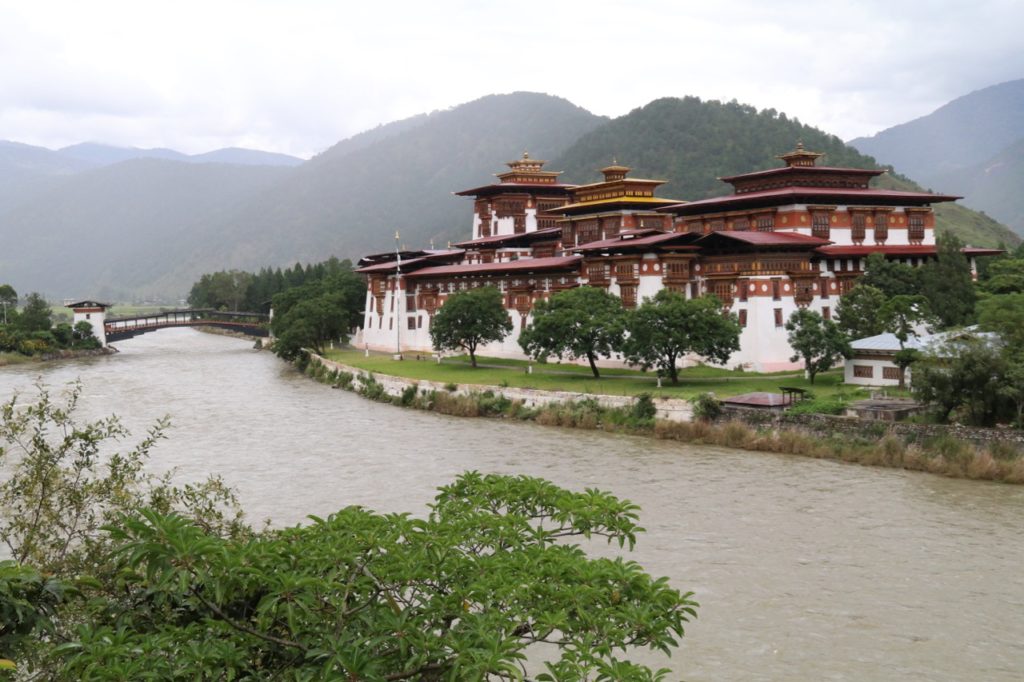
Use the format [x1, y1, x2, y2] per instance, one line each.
[0, 0, 1021, 156]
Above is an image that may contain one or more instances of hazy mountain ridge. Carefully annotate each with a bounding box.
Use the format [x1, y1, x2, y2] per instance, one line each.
[0, 159, 291, 300]
[1, 91, 1016, 301]
[848, 79, 1024, 182]
[144, 92, 607, 295]
[928, 138, 1024, 235]
[848, 78, 1024, 236]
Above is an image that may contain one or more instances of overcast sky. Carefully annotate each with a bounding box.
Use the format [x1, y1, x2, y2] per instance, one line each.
[1, 0, 1022, 159]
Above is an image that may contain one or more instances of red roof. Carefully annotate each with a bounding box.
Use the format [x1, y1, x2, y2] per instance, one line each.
[662, 186, 961, 214]
[454, 182, 576, 197]
[697, 231, 831, 247]
[719, 165, 884, 183]
[962, 247, 1005, 256]
[572, 231, 700, 252]
[355, 250, 464, 273]
[454, 227, 561, 248]
[815, 245, 938, 257]
[406, 255, 583, 279]
[817, 245, 1006, 258]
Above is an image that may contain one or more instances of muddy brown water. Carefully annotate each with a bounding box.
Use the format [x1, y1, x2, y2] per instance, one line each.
[2, 328, 1021, 680]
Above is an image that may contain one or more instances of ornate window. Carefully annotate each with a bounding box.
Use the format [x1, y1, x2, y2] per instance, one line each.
[883, 366, 901, 380]
[601, 216, 621, 235]
[738, 309, 747, 327]
[733, 217, 750, 231]
[908, 214, 925, 241]
[639, 215, 665, 230]
[774, 308, 783, 327]
[756, 214, 774, 231]
[874, 213, 889, 242]
[577, 219, 600, 244]
[851, 213, 867, 242]
[620, 285, 638, 309]
[812, 212, 831, 239]
[854, 365, 874, 378]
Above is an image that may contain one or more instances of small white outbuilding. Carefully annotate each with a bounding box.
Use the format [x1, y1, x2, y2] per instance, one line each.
[844, 332, 926, 387]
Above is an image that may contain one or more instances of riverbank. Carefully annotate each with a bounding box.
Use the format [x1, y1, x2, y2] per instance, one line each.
[306, 352, 1024, 484]
[0, 347, 115, 367]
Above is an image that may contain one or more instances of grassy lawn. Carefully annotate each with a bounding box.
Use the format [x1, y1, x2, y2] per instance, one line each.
[323, 349, 866, 400]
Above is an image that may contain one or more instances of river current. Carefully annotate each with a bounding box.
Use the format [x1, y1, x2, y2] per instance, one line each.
[2, 328, 1022, 680]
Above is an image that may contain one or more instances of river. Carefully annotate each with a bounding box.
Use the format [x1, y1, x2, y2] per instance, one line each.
[2, 328, 1022, 680]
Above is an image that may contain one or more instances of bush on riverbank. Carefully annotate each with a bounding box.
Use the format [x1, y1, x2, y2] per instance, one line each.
[652, 419, 1024, 483]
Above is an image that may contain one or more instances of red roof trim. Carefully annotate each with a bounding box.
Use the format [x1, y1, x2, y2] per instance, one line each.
[407, 255, 582, 278]
[356, 250, 464, 273]
[697, 231, 831, 247]
[815, 245, 937, 256]
[719, 165, 884, 183]
[661, 186, 961, 213]
[454, 227, 562, 248]
[571, 231, 700, 252]
[454, 182, 576, 196]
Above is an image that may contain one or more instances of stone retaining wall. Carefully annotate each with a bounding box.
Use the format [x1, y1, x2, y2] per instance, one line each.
[729, 408, 1024, 448]
[310, 354, 694, 422]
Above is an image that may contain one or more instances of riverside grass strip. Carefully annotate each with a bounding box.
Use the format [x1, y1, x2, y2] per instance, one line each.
[323, 349, 867, 401]
[305, 353, 1023, 485]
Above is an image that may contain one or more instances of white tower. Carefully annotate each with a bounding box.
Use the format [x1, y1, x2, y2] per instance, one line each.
[66, 300, 110, 347]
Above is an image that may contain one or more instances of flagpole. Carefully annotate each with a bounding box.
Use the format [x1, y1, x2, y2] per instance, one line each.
[394, 231, 402, 360]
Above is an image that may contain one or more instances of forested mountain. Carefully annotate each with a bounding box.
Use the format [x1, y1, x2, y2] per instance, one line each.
[553, 97, 1019, 248]
[848, 79, 1024, 236]
[1, 91, 1016, 301]
[141, 92, 606, 296]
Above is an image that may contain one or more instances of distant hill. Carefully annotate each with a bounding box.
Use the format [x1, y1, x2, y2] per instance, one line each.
[848, 79, 1024, 183]
[142, 92, 607, 295]
[0, 160, 290, 300]
[59, 142, 190, 165]
[553, 96, 1019, 248]
[59, 142, 304, 167]
[0, 141, 94, 213]
[848, 79, 1024, 237]
[929, 138, 1024, 235]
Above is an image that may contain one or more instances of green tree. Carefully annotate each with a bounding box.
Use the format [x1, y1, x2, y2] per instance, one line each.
[49, 474, 695, 680]
[0, 382, 244, 576]
[785, 308, 851, 384]
[15, 293, 51, 333]
[979, 256, 1024, 295]
[430, 286, 513, 368]
[977, 293, 1024, 350]
[913, 335, 1010, 425]
[624, 291, 740, 384]
[835, 284, 888, 340]
[880, 294, 933, 389]
[271, 292, 350, 359]
[519, 286, 627, 378]
[859, 253, 920, 298]
[918, 235, 976, 328]
[0, 284, 16, 326]
[270, 266, 366, 361]
[72, 319, 99, 348]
